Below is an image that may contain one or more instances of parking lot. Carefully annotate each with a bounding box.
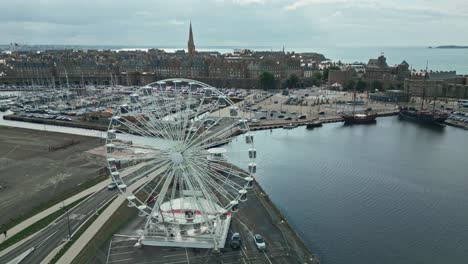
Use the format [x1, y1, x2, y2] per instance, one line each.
[96, 181, 317, 264]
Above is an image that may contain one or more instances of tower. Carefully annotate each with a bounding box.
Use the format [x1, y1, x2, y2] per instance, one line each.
[188, 21, 196, 56]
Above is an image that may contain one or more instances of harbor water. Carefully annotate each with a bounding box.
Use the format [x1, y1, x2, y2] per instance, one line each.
[226, 117, 468, 264]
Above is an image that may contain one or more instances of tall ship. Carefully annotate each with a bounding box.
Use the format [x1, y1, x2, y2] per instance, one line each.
[341, 87, 377, 124]
[398, 65, 449, 125]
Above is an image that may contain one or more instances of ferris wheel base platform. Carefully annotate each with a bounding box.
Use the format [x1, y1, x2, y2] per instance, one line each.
[140, 215, 231, 249]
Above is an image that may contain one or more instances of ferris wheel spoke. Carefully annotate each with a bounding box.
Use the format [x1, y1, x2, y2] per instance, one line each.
[158, 91, 183, 141]
[183, 93, 222, 146]
[203, 160, 251, 180]
[140, 96, 176, 141]
[116, 116, 156, 139]
[127, 104, 169, 140]
[123, 159, 171, 185]
[188, 158, 245, 194]
[182, 92, 206, 144]
[116, 156, 166, 178]
[119, 104, 161, 138]
[185, 121, 239, 152]
[143, 91, 177, 141]
[182, 163, 221, 218]
[132, 101, 176, 139]
[188, 161, 241, 200]
[151, 163, 176, 216]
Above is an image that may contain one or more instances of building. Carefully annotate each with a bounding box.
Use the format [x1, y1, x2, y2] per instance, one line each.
[404, 71, 467, 98]
[0, 23, 326, 89]
[328, 68, 353, 86]
[188, 21, 196, 57]
[364, 55, 409, 81]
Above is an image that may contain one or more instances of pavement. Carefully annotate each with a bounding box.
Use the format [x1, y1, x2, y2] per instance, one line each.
[0, 178, 111, 245]
[0, 187, 117, 264]
[98, 179, 318, 264]
[56, 165, 169, 264]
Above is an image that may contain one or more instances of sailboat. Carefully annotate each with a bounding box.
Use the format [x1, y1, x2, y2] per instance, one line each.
[341, 84, 377, 124]
[398, 64, 449, 125]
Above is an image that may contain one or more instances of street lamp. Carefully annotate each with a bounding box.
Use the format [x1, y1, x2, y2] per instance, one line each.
[62, 202, 72, 240]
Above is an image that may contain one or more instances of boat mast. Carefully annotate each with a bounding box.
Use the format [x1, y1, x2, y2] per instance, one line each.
[352, 80, 356, 114]
[407, 65, 412, 108]
[421, 61, 428, 110]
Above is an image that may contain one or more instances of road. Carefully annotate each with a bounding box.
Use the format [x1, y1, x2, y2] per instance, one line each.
[0, 188, 117, 264]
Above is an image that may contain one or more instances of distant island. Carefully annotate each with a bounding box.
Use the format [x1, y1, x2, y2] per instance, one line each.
[429, 45, 468, 49]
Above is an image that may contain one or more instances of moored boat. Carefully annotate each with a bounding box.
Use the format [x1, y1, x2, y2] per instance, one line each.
[306, 121, 323, 129]
[342, 112, 377, 124]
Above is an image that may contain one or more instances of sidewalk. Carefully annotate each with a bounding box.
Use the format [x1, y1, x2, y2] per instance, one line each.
[0, 178, 111, 258]
[57, 166, 167, 264]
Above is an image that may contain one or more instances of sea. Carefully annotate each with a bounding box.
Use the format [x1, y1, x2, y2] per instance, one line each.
[226, 117, 468, 264]
[113, 46, 468, 75]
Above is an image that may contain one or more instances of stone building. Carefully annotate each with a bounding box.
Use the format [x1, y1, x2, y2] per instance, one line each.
[365, 55, 409, 81]
[404, 72, 467, 98]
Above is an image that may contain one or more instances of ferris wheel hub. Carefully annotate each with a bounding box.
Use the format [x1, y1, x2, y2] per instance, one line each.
[170, 152, 184, 165]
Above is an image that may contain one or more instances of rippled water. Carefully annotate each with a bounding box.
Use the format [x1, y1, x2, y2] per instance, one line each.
[226, 117, 468, 264]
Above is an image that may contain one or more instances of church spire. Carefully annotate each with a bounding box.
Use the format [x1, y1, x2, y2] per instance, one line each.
[188, 21, 196, 56]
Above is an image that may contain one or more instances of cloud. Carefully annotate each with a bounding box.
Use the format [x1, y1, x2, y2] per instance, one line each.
[0, 0, 467, 47]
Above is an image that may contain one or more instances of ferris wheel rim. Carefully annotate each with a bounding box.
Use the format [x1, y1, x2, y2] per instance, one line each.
[104, 78, 256, 227]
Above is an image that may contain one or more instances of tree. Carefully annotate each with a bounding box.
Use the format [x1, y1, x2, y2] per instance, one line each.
[313, 71, 322, 81]
[259, 71, 275, 90]
[371, 80, 383, 91]
[355, 80, 368, 92]
[344, 80, 356, 91]
[286, 74, 299, 88]
[323, 66, 340, 80]
[303, 77, 321, 87]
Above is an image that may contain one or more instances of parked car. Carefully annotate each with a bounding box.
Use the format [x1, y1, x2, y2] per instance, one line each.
[285, 117, 292, 120]
[251, 119, 259, 123]
[318, 111, 325, 115]
[298, 115, 307, 119]
[278, 115, 284, 118]
[230, 233, 241, 249]
[253, 234, 266, 250]
[260, 116, 267, 120]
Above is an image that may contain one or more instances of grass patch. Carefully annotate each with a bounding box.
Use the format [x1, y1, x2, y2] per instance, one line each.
[0, 196, 88, 252]
[1, 173, 108, 231]
[49, 196, 117, 264]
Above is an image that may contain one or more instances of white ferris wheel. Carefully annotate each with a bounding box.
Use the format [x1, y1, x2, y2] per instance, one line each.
[105, 78, 257, 249]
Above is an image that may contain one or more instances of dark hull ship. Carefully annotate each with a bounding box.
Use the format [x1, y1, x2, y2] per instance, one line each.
[398, 107, 448, 125]
[342, 112, 377, 124]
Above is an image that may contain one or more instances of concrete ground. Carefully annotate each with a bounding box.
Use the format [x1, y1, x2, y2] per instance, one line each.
[0, 126, 105, 227]
[90, 181, 316, 264]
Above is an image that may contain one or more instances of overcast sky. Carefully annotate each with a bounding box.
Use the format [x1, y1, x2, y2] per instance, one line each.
[1, 0, 468, 48]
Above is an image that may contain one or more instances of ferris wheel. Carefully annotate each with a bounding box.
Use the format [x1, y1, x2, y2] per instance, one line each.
[105, 78, 256, 249]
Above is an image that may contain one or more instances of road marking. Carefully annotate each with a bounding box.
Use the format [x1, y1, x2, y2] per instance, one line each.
[263, 250, 273, 264]
[106, 240, 113, 264]
[185, 248, 190, 264]
[109, 245, 135, 249]
[109, 251, 135, 256]
[6, 247, 34, 264]
[35, 230, 58, 248]
[163, 253, 187, 258]
[107, 257, 134, 263]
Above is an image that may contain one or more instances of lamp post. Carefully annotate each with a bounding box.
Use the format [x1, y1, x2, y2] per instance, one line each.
[62, 202, 72, 240]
